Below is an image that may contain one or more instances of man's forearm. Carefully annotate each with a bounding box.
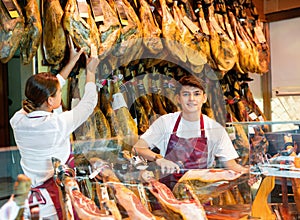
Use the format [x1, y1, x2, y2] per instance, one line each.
[133, 139, 158, 162]
[223, 159, 249, 174]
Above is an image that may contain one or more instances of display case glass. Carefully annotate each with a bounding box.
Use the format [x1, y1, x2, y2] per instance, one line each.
[1, 120, 300, 219]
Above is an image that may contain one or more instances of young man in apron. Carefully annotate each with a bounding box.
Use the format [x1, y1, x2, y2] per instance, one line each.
[133, 74, 248, 189]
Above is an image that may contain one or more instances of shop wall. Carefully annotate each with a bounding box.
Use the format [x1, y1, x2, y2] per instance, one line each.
[269, 16, 300, 130]
[270, 17, 300, 91]
[8, 58, 34, 146]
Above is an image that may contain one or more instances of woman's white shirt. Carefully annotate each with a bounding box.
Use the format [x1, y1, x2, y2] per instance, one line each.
[10, 82, 97, 187]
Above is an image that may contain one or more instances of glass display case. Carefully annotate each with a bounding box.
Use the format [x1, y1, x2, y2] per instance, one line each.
[1, 120, 300, 219]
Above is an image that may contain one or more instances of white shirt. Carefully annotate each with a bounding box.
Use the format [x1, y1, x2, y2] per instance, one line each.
[141, 111, 239, 168]
[10, 80, 97, 187]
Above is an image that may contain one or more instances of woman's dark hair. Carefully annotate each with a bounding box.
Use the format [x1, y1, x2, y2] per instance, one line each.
[22, 72, 59, 113]
[176, 74, 206, 94]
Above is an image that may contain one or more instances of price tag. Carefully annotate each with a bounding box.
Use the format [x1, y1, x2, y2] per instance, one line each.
[1, 0, 19, 18]
[100, 186, 109, 200]
[77, 0, 89, 18]
[182, 16, 200, 34]
[226, 126, 236, 140]
[258, 115, 265, 122]
[254, 26, 266, 43]
[209, 16, 223, 34]
[226, 21, 235, 41]
[249, 112, 258, 120]
[90, 0, 104, 22]
[215, 14, 225, 30]
[90, 43, 97, 57]
[112, 93, 127, 110]
[116, 2, 128, 26]
[199, 17, 210, 35]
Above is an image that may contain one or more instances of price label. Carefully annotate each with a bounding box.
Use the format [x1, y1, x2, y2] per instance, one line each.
[90, 0, 104, 22]
[182, 16, 200, 34]
[116, 2, 128, 26]
[258, 115, 265, 122]
[77, 0, 89, 18]
[249, 112, 258, 120]
[199, 17, 210, 35]
[226, 22, 235, 41]
[254, 26, 266, 43]
[226, 126, 236, 140]
[1, 0, 19, 18]
[112, 93, 127, 110]
[209, 16, 223, 34]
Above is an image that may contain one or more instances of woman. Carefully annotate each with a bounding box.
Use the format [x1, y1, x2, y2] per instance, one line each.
[133, 74, 248, 189]
[10, 36, 100, 219]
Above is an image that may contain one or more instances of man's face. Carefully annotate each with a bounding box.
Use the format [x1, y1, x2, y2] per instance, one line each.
[177, 85, 207, 114]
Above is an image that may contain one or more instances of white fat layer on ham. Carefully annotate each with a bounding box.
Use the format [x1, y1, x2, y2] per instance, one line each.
[179, 169, 243, 183]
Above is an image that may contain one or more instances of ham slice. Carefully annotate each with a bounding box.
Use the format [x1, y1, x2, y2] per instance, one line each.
[141, 171, 207, 220]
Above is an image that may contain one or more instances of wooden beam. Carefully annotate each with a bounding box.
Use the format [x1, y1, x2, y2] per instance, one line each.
[266, 7, 300, 22]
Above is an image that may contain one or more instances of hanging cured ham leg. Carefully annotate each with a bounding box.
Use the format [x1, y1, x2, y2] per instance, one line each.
[139, 0, 163, 55]
[20, 0, 42, 65]
[43, 0, 66, 65]
[141, 171, 208, 220]
[0, 0, 24, 63]
[97, 0, 121, 57]
[159, 0, 186, 63]
[63, 0, 92, 55]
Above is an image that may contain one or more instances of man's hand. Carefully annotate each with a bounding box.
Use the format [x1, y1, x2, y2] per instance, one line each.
[156, 158, 180, 174]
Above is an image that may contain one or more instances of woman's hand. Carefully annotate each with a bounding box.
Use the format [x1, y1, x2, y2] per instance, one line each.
[85, 44, 100, 83]
[156, 158, 180, 174]
[86, 44, 100, 74]
[67, 35, 85, 64]
[59, 36, 86, 80]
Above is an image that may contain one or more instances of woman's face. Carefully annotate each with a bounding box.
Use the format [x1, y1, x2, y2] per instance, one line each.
[177, 85, 207, 114]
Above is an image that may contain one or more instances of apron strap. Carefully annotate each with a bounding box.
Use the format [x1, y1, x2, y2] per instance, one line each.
[172, 114, 181, 132]
[200, 114, 205, 138]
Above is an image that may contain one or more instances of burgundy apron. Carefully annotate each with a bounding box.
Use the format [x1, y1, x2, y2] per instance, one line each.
[160, 114, 208, 189]
[28, 154, 79, 220]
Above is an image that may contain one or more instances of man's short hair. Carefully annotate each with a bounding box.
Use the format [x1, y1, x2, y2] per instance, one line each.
[176, 74, 206, 94]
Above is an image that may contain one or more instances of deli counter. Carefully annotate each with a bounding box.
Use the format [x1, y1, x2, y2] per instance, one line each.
[1, 120, 300, 219]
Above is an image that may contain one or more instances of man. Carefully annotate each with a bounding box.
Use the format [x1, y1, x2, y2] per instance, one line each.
[133, 74, 248, 189]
